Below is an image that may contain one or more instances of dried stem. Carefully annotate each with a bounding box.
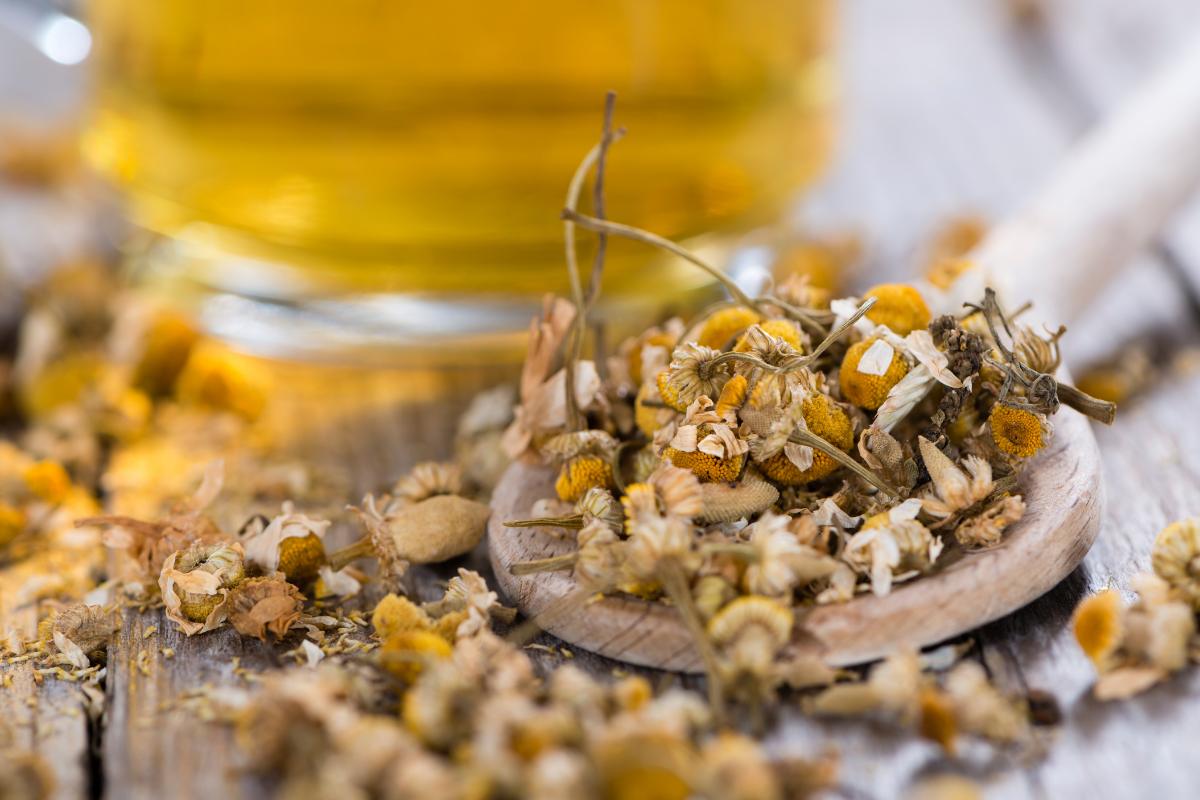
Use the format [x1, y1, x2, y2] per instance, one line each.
[1057, 382, 1117, 425]
[326, 536, 373, 572]
[753, 295, 834, 336]
[562, 208, 766, 316]
[789, 428, 899, 499]
[704, 297, 876, 375]
[504, 515, 585, 530]
[657, 559, 726, 722]
[510, 553, 579, 576]
[561, 95, 626, 430]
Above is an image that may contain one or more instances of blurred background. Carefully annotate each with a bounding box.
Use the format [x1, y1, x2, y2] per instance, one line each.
[1, 0, 1199, 480]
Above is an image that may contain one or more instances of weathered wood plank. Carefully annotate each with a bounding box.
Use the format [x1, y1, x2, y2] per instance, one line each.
[0, 606, 92, 800]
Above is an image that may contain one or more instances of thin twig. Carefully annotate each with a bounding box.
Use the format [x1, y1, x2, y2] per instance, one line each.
[561, 96, 626, 430]
[563, 209, 767, 315]
[789, 428, 899, 499]
[587, 92, 619, 305]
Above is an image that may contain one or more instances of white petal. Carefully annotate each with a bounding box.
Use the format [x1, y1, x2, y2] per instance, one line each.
[813, 498, 862, 529]
[302, 639, 325, 668]
[887, 498, 924, 523]
[905, 330, 963, 388]
[669, 425, 699, 452]
[317, 566, 362, 597]
[784, 442, 814, 471]
[53, 631, 89, 669]
[856, 340, 895, 376]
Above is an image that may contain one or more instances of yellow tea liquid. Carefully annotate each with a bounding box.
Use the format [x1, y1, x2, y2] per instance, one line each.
[85, 0, 833, 358]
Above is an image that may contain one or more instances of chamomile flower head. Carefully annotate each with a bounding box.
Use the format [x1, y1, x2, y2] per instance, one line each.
[555, 455, 614, 502]
[734, 319, 805, 354]
[989, 403, 1048, 458]
[755, 393, 853, 486]
[1151, 518, 1200, 609]
[696, 307, 762, 349]
[839, 338, 909, 410]
[863, 283, 932, 335]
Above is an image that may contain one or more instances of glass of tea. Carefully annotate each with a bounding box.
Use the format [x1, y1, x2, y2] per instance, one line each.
[83, 0, 835, 369]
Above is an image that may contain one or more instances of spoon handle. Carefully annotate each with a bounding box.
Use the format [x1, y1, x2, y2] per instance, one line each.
[952, 30, 1200, 322]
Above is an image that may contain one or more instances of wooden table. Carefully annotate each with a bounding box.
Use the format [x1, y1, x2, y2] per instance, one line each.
[6, 1, 1200, 797]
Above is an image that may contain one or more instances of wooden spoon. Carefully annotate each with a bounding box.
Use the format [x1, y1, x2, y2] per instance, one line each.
[488, 34, 1200, 670]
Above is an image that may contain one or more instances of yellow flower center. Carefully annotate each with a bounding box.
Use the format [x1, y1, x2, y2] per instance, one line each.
[696, 307, 762, 349]
[839, 339, 909, 410]
[277, 533, 326, 584]
[863, 283, 932, 335]
[555, 455, 614, 502]
[989, 404, 1045, 458]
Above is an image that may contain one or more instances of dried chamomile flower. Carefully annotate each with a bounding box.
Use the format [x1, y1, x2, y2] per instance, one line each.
[1073, 588, 1124, 669]
[659, 342, 729, 411]
[943, 661, 1029, 743]
[756, 394, 853, 486]
[740, 513, 837, 598]
[159, 541, 246, 635]
[622, 498, 698, 583]
[574, 522, 625, 588]
[342, 493, 490, 579]
[1074, 575, 1196, 700]
[21, 459, 71, 504]
[917, 437, 994, 519]
[843, 501, 942, 597]
[591, 728, 698, 800]
[380, 629, 454, 683]
[624, 323, 681, 386]
[863, 283, 932, 335]
[953, 494, 1025, 549]
[422, 568, 516, 638]
[576, 487, 624, 534]
[555, 455, 614, 503]
[372, 593, 435, 640]
[634, 380, 678, 437]
[1151, 518, 1200, 609]
[698, 733, 782, 800]
[729, 325, 803, 370]
[37, 603, 119, 668]
[734, 320, 806, 355]
[393, 461, 463, 505]
[127, 309, 200, 396]
[840, 338, 910, 410]
[989, 402, 1049, 459]
[227, 576, 304, 640]
[707, 596, 794, 702]
[695, 306, 761, 349]
[242, 503, 331, 584]
[663, 397, 748, 483]
[811, 649, 923, 722]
